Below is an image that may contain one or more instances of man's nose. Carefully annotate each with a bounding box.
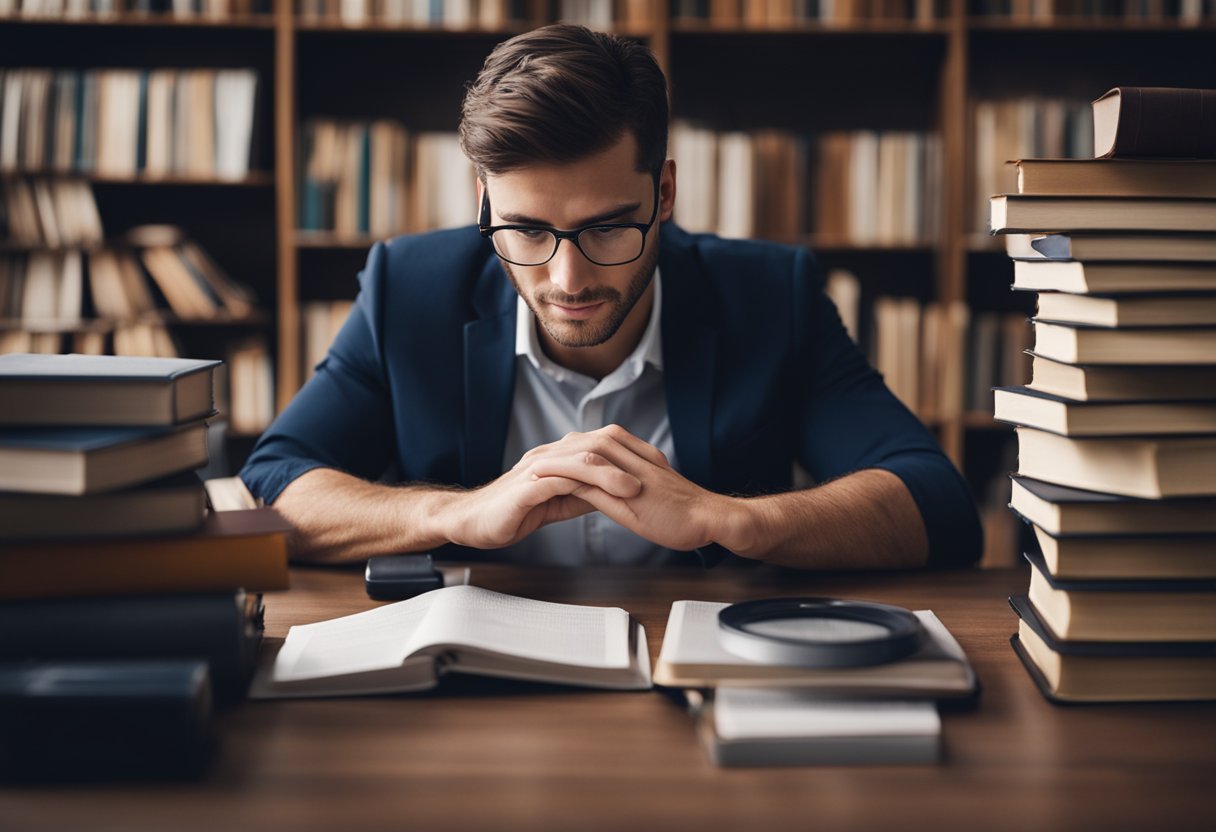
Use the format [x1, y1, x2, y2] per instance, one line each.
[546, 238, 594, 296]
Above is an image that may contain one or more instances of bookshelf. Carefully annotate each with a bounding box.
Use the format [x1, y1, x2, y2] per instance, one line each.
[4, 0, 1216, 562]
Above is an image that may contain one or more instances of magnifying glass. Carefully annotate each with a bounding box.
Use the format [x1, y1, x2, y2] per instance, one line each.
[717, 597, 925, 668]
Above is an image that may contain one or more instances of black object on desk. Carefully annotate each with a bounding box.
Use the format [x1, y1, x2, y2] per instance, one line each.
[365, 553, 445, 600]
[0, 659, 215, 782]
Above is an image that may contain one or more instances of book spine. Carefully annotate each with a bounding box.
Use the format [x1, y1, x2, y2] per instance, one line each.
[1107, 88, 1216, 159]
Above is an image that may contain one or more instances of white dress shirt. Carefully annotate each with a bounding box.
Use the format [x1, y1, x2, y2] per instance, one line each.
[498, 270, 682, 566]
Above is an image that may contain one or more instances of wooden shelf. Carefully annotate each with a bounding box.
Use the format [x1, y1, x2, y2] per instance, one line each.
[293, 20, 529, 36]
[670, 19, 952, 36]
[0, 170, 274, 187]
[808, 236, 938, 254]
[295, 232, 381, 250]
[0, 13, 275, 30]
[0, 312, 269, 332]
[966, 17, 1216, 33]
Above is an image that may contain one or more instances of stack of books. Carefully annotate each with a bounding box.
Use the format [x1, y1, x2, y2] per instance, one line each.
[989, 86, 1216, 704]
[0, 353, 292, 713]
[652, 600, 978, 766]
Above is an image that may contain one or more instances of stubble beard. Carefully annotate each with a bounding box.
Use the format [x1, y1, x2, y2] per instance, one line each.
[504, 240, 659, 349]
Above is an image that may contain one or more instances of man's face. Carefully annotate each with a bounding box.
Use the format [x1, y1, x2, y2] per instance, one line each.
[482, 134, 675, 350]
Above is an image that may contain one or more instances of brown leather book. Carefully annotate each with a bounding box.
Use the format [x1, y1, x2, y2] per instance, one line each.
[1093, 87, 1216, 159]
[0, 508, 292, 600]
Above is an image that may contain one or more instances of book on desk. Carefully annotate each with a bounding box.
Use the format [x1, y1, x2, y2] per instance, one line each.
[255, 584, 651, 698]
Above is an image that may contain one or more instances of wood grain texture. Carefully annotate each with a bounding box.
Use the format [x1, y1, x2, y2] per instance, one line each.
[2, 563, 1214, 832]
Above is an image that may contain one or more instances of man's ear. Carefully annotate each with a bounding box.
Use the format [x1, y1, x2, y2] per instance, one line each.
[659, 159, 676, 223]
[476, 178, 485, 224]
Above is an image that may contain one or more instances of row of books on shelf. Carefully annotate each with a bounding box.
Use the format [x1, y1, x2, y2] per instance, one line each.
[0, 352, 290, 778]
[299, 122, 476, 236]
[673, 123, 942, 244]
[973, 97, 1093, 232]
[984, 85, 1216, 705]
[825, 268, 1029, 418]
[1, 177, 103, 247]
[301, 298, 351, 383]
[0, 0, 270, 17]
[672, 0, 948, 24]
[0, 68, 260, 181]
[296, 0, 525, 27]
[967, 0, 1216, 20]
[0, 235, 255, 324]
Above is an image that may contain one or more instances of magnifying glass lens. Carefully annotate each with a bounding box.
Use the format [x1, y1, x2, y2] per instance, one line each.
[743, 617, 892, 643]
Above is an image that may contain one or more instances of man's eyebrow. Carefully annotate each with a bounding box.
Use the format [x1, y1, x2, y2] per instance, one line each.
[496, 202, 642, 228]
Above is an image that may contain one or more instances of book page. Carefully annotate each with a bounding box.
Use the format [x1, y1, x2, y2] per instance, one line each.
[273, 591, 440, 682]
[713, 689, 941, 741]
[409, 586, 631, 670]
[273, 585, 633, 684]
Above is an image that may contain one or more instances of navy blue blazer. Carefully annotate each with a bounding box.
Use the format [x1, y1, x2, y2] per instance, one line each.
[241, 222, 982, 567]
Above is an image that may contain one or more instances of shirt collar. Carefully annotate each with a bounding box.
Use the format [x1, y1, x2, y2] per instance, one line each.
[515, 268, 664, 377]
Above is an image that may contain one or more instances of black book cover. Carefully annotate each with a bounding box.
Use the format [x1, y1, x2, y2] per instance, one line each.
[0, 659, 214, 782]
[0, 591, 262, 705]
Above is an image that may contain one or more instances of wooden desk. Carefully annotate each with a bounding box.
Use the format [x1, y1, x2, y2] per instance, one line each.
[3, 564, 1214, 832]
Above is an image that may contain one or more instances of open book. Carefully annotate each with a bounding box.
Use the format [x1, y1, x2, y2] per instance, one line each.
[653, 601, 976, 699]
[255, 585, 651, 698]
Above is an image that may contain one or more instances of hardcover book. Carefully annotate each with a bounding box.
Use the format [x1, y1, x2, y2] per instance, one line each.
[1032, 320, 1216, 365]
[0, 471, 207, 541]
[698, 689, 941, 767]
[1093, 87, 1216, 160]
[1010, 596, 1216, 704]
[1010, 233, 1216, 263]
[0, 591, 262, 704]
[1024, 549, 1216, 642]
[1023, 517, 1216, 581]
[0, 421, 210, 496]
[1035, 292, 1216, 327]
[994, 386, 1216, 436]
[0, 508, 291, 600]
[1026, 353, 1216, 402]
[1009, 475, 1216, 537]
[1015, 427, 1216, 499]
[1013, 158, 1216, 197]
[652, 601, 976, 699]
[991, 195, 1216, 234]
[0, 353, 219, 427]
[1013, 261, 1216, 294]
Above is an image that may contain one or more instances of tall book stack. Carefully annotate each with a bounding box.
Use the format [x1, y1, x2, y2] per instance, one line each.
[0, 353, 291, 714]
[988, 86, 1216, 704]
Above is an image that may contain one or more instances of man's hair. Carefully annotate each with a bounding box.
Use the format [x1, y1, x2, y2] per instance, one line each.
[459, 24, 669, 179]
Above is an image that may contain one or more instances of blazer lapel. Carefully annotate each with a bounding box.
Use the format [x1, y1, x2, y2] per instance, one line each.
[659, 226, 718, 489]
[462, 257, 517, 487]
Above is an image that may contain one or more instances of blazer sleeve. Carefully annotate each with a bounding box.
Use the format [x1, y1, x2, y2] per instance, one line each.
[239, 242, 398, 505]
[792, 247, 983, 568]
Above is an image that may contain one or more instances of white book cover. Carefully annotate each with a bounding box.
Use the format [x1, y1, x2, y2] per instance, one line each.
[214, 70, 257, 181]
[714, 689, 940, 741]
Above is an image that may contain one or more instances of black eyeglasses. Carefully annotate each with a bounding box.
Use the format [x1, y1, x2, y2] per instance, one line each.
[478, 168, 661, 267]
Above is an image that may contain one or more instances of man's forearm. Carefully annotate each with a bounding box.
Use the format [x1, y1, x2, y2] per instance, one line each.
[716, 469, 929, 570]
[272, 468, 461, 563]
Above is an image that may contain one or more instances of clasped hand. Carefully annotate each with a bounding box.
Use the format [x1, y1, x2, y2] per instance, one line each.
[445, 425, 734, 552]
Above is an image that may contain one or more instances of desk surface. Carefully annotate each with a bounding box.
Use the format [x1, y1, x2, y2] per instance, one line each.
[3, 564, 1214, 832]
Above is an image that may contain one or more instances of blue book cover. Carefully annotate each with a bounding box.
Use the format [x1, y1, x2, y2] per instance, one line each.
[357, 125, 371, 235]
[0, 424, 192, 453]
[136, 70, 149, 173]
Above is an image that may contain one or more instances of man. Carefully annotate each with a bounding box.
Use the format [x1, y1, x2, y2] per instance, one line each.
[241, 24, 982, 569]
